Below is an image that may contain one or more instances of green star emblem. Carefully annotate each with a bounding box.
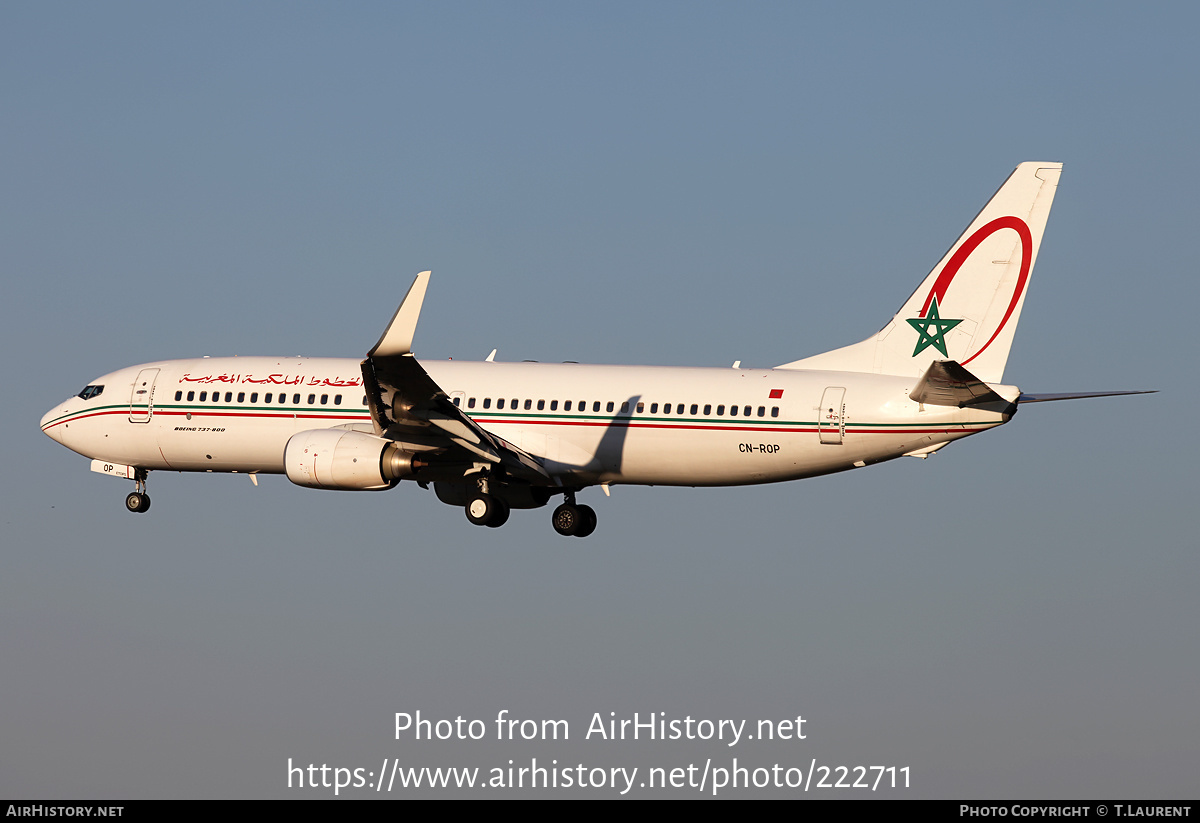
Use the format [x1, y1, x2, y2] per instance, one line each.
[906, 296, 962, 357]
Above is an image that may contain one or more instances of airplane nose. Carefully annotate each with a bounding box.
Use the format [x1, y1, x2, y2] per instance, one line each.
[41, 404, 67, 445]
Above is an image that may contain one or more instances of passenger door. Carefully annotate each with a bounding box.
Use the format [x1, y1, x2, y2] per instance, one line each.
[128, 368, 160, 423]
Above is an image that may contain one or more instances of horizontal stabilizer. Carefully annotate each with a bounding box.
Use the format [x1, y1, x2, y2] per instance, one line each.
[1017, 390, 1156, 404]
[909, 360, 1005, 408]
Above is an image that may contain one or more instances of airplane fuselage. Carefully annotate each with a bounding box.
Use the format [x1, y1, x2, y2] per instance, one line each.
[41, 356, 1015, 489]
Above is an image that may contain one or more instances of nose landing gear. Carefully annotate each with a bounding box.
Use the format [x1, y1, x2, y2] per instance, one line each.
[124, 469, 150, 513]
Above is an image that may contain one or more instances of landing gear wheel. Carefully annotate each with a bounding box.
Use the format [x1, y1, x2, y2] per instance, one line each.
[466, 494, 498, 526]
[552, 503, 582, 536]
[125, 492, 150, 513]
[485, 498, 510, 528]
[575, 504, 597, 538]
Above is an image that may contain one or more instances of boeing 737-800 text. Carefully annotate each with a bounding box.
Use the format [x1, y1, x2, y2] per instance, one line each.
[40, 162, 1149, 536]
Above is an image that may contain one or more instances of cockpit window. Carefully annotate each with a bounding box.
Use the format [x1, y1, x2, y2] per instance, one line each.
[77, 385, 104, 400]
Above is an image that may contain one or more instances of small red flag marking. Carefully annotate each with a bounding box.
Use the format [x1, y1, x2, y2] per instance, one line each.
[769, 389, 784, 399]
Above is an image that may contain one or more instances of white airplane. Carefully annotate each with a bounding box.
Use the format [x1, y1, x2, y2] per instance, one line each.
[40, 162, 1150, 536]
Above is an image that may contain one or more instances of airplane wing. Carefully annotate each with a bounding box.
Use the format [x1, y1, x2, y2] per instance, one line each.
[360, 272, 550, 483]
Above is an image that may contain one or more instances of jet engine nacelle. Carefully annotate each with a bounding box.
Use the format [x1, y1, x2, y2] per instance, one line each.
[284, 429, 417, 491]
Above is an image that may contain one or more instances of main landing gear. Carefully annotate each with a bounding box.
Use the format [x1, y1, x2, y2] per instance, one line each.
[551, 491, 596, 538]
[465, 492, 510, 528]
[460, 481, 597, 537]
[463, 476, 511, 529]
[125, 469, 151, 513]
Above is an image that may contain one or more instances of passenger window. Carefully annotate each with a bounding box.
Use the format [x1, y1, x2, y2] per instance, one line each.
[468, 397, 476, 409]
[703, 404, 711, 415]
[564, 401, 572, 411]
[690, 404, 698, 415]
[537, 400, 545, 411]
[606, 401, 614, 413]
[717, 405, 724, 415]
[187, 391, 195, 402]
[251, 393, 258, 403]
[636, 402, 644, 413]
[213, 393, 221, 403]
[452, 397, 460, 407]
[334, 395, 341, 405]
[549, 400, 557, 411]
[744, 405, 752, 417]
[730, 405, 737, 416]
[200, 391, 207, 402]
[362, 396, 368, 405]
[306, 394, 314, 404]
[525, 399, 532, 410]
[620, 401, 629, 413]
[224, 392, 232, 402]
[483, 398, 491, 409]
[650, 403, 659, 414]
[238, 392, 245, 403]
[771, 406, 779, 418]
[511, 398, 518, 409]
[320, 394, 328, 405]
[497, 398, 505, 410]
[757, 406, 765, 417]
[174, 391, 182, 401]
[293, 394, 301, 404]
[268, 393, 275, 403]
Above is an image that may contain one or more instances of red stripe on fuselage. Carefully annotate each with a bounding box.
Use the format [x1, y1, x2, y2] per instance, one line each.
[43, 408, 992, 438]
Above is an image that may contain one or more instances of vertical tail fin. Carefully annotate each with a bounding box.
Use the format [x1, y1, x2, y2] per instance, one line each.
[779, 162, 1062, 383]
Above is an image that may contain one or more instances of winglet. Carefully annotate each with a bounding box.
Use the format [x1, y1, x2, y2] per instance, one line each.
[369, 271, 431, 357]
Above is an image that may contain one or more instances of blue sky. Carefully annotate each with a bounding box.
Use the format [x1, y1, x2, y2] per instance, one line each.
[2, 1, 1196, 797]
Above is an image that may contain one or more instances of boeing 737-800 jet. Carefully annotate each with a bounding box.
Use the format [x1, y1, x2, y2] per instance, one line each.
[39, 162, 1149, 537]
